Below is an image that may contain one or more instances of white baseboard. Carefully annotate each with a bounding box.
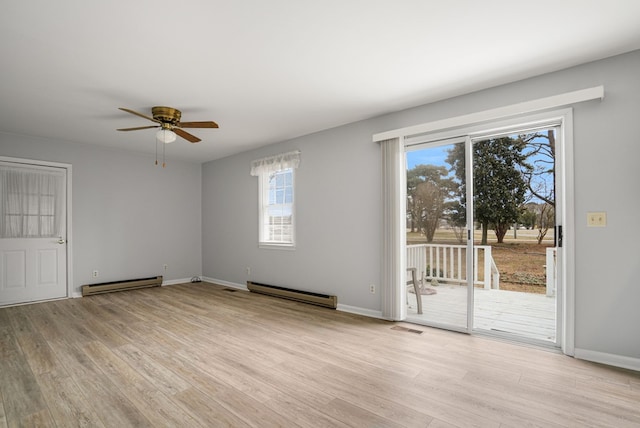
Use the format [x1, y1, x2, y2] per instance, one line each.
[574, 348, 640, 372]
[201, 277, 248, 291]
[337, 304, 383, 319]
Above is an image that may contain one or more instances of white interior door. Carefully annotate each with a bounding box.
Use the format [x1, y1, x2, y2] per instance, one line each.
[0, 162, 68, 306]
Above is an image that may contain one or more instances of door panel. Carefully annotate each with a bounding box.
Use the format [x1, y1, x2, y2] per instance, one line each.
[1, 238, 67, 305]
[0, 162, 67, 306]
[38, 247, 59, 285]
[405, 138, 471, 331]
[470, 129, 558, 343]
[3, 249, 26, 288]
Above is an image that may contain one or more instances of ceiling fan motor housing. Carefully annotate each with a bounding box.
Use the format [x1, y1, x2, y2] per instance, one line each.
[152, 106, 181, 124]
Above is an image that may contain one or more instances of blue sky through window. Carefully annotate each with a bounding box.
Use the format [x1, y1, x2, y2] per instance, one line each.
[407, 146, 450, 170]
[268, 169, 293, 216]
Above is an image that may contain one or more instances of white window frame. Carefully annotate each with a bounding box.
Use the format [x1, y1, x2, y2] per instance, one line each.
[251, 150, 300, 250]
[258, 167, 296, 249]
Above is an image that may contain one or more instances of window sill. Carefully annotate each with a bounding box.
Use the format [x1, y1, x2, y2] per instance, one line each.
[259, 242, 296, 251]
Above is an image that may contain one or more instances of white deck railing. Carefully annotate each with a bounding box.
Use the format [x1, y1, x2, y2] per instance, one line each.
[545, 247, 557, 297]
[407, 244, 500, 289]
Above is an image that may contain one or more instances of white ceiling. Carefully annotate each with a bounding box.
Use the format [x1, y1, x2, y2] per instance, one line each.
[1, 1, 640, 163]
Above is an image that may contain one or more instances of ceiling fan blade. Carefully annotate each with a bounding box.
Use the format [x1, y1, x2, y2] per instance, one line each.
[119, 107, 160, 123]
[173, 127, 201, 143]
[178, 121, 219, 129]
[117, 125, 159, 131]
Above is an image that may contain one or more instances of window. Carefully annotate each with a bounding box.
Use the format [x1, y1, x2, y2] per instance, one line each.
[0, 165, 65, 238]
[251, 151, 300, 248]
[260, 168, 294, 246]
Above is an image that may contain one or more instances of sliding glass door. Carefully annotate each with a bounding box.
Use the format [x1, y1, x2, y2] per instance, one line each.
[405, 125, 561, 346]
[405, 137, 471, 331]
[471, 128, 559, 343]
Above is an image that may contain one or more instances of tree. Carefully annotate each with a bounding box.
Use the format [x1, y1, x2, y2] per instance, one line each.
[446, 137, 530, 244]
[519, 203, 538, 229]
[445, 144, 467, 243]
[520, 201, 555, 243]
[446, 201, 467, 243]
[518, 130, 556, 244]
[535, 202, 555, 244]
[414, 181, 445, 242]
[474, 138, 530, 244]
[520, 130, 555, 206]
[406, 166, 432, 232]
[406, 164, 454, 242]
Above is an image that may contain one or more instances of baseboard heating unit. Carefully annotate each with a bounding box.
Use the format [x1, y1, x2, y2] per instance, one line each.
[82, 276, 163, 297]
[246, 281, 337, 309]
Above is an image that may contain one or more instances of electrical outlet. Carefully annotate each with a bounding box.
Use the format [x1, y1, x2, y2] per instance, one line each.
[92, 270, 99, 278]
[163, 264, 168, 271]
[246, 267, 251, 275]
[369, 284, 375, 294]
[587, 211, 606, 227]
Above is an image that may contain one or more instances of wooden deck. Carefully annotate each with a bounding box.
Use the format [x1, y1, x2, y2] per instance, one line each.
[407, 284, 556, 342]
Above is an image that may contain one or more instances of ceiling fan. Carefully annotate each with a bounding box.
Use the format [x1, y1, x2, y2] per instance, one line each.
[117, 106, 218, 143]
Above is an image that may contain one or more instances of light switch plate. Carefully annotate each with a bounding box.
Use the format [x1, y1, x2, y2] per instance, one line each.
[587, 211, 607, 227]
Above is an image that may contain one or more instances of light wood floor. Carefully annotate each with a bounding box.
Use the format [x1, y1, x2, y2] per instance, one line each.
[1, 282, 639, 427]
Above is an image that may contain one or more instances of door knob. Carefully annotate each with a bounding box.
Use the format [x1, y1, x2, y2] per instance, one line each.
[57, 237, 66, 244]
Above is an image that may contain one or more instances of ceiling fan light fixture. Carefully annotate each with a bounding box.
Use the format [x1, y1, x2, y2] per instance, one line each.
[156, 129, 176, 143]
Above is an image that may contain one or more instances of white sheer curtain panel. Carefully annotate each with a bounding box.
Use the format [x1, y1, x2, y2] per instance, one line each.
[250, 150, 301, 176]
[0, 166, 65, 238]
[381, 138, 406, 320]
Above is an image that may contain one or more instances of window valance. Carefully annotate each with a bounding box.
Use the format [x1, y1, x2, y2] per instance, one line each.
[250, 150, 301, 176]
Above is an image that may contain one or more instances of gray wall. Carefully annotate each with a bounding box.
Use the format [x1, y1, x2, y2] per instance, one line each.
[202, 121, 383, 311]
[0, 134, 202, 293]
[202, 50, 640, 361]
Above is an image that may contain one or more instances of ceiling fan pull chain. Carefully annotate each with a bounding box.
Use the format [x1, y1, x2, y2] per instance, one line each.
[155, 139, 159, 166]
[162, 141, 166, 168]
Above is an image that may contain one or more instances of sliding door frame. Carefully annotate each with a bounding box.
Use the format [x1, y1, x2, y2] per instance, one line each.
[399, 108, 575, 354]
[467, 123, 563, 347]
[404, 136, 474, 333]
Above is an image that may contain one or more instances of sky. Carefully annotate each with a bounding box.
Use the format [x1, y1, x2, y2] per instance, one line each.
[406, 145, 451, 170]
